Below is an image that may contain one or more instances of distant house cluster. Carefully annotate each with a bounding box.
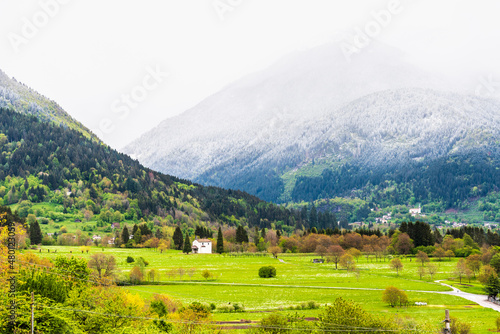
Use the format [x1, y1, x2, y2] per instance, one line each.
[376, 213, 392, 224]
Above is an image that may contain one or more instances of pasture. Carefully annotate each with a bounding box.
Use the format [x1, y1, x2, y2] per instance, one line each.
[21, 246, 500, 332]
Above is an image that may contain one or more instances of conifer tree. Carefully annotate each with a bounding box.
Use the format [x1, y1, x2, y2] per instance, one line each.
[173, 226, 184, 250]
[183, 233, 191, 254]
[217, 226, 224, 254]
[29, 220, 43, 245]
[133, 228, 142, 245]
[121, 226, 130, 244]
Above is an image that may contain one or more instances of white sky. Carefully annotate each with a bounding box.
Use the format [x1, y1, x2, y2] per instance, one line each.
[1, 0, 499, 149]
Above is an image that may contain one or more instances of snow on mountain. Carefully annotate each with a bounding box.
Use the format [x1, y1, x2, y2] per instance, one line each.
[123, 41, 500, 202]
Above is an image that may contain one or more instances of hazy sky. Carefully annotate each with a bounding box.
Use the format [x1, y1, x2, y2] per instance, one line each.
[1, 0, 499, 149]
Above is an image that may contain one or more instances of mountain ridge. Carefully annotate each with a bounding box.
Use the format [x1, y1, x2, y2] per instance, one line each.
[123, 41, 500, 205]
[0, 69, 97, 141]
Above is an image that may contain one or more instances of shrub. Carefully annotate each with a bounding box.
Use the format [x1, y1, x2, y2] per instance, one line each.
[287, 301, 319, 310]
[258, 313, 289, 333]
[217, 305, 234, 313]
[450, 316, 472, 334]
[126, 256, 135, 263]
[307, 300, 319, 309]
[136, 257, 149, 266]
[259, 266, 276, 278]
[216, 303, 245, 313]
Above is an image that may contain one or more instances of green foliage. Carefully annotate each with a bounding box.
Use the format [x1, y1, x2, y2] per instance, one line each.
[490, 254, 500, 273]
[319, 297, 395, 333]
[256, 313, 290, 334]
[484, 274, 500, 297]
[201, 269, 211, 280]
[382, 286, 408, 307]
[259, 266, 276, 278]
[450, 316, 472, 334]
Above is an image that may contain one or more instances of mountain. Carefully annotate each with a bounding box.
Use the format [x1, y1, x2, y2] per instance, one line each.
[0, 69, 97, 140]
[124, 41, 500, 206]
[0, 106, 309, 237]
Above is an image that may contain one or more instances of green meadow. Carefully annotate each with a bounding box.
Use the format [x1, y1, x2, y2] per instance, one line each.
[22, 246, 500, 332]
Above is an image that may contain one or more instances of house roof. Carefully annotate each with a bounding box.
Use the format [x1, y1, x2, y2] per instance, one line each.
[197, 238, 211, 242]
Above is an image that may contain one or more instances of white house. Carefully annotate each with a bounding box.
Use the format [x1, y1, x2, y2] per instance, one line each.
[409, 205, 422, 216]
[192, 239, 212, 254]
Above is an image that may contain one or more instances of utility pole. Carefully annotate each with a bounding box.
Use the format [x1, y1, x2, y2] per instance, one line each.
[443, 309, 450, 334]
[31, 292, 34, 334]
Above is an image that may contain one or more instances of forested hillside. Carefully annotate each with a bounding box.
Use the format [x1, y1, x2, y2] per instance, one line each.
[0, 69, 96, 140]
[0, 107, 310, 236]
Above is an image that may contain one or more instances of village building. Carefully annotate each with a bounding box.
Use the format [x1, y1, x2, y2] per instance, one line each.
[192, 238, 212, 254]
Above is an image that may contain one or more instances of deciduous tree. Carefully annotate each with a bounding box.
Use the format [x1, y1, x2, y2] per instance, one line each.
[390, 258, 403, 276]
[326, 245, 344, 269]
[382, 286, 408, 307]
[416, 250, 429, 266]
[88, 253, 116, 280]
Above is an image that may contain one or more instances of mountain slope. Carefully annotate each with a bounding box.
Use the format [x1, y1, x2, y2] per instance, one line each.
[0, 69, 97, 141]
[124, 41, 500, 205]
[123, 42, 447, 181]
[0, 107, 308, 234]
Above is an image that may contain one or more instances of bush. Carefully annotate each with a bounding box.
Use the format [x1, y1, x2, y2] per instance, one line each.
[259, 266, 277, 278]
[258, 313, 289, 334]
[450, 316, 472, 334]
[216, 303, 245, 313]
[217, 305, 234, 313]
[287, 301, 319, 310]
[137, 257, 149, 266]
[126, 256, 135, 263]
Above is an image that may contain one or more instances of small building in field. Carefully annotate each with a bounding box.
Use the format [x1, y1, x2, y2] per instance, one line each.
[192, 239, 212, 254]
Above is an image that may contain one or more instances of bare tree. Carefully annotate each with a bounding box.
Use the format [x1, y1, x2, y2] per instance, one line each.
[416, 251, 430, 266]
[178, 267, 185, 280]
[390, 258, 403, 276]
[427, 263, 438, 280]
[454, 259, 467, 284]
[187, 267, 196, 280]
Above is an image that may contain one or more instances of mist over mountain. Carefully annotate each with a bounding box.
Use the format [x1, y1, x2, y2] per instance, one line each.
[124, 41, 500, 205]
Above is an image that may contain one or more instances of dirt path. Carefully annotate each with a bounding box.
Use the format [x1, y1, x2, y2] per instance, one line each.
[435, 280, 500, 312]
[154, 280, 500, 312]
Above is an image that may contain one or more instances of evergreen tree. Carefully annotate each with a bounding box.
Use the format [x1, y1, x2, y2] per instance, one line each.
[183, 233, 192, 254]
[29, 220, 43, 245]
[309, 205, 318, 227]
[133, 228, 142, 245]
[121, 226, 130, 243]
[173, 226, 184, 250]
[236, 225, 248, 243]
[217, 226, 224, 254]
[132, 224, 139, 236]
[155, 228, 163, 239]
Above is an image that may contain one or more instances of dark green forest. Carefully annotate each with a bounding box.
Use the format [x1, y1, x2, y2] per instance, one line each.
[292, 152, 500, 208]
[0, 107, 309, 231]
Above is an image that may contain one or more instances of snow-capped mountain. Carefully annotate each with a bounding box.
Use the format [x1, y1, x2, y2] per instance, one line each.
[123, 41, 500, 203]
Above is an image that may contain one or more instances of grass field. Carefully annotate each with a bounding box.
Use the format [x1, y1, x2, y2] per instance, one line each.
[21, 246, 500, 333]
